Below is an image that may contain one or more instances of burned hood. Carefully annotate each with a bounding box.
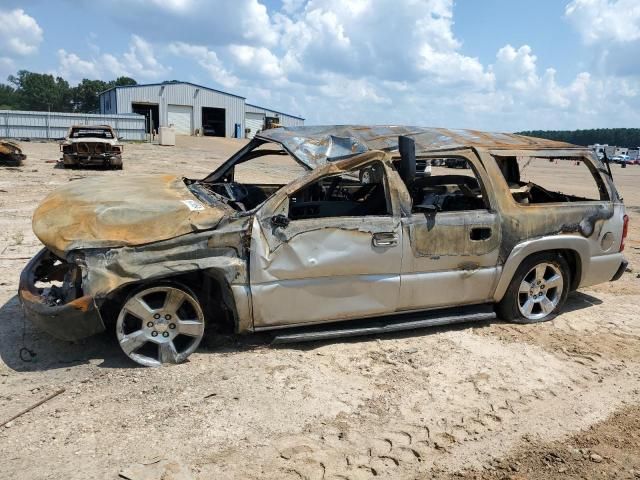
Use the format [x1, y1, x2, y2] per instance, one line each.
[256, 125, 579, 169]
[64, 137, 119, 145]
[33, 174, 232, 255]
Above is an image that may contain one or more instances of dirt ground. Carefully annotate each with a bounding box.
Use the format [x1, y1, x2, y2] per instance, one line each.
[0, 137, 638, 480]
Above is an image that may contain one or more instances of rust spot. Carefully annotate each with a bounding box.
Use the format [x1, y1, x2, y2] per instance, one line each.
[68, 295, 93, 312]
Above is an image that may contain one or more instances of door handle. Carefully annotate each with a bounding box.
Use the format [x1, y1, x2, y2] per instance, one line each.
[372, 232, 399, 247]
[470, 227, 492, 241]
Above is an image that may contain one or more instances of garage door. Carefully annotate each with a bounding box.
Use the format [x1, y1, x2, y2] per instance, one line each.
[245, 112, 265, 139]
[167, 104, 193, 135]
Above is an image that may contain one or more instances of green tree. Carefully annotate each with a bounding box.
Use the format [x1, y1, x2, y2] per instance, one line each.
[72, 78, 110, 113]
[517, 128, 640, 149]
[113, 76, 137, 87]
[0, 84, 17, 109]
[8, 70, 73, 112]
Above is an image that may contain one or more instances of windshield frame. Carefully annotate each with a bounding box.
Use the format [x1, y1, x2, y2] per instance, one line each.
[68, 127, 115, 139]
[200, 138, 312, 183]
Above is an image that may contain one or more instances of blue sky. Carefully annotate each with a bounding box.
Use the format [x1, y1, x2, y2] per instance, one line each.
[1, 0, 639, 131]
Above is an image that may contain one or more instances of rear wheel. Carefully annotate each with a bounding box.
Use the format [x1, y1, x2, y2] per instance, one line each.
[115, 284, 205, 367]
[497, 253, 570, 323]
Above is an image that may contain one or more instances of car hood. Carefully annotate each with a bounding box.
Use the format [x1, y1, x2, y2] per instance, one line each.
[33, 174, 232, 256]
[64, 137, 119, 145]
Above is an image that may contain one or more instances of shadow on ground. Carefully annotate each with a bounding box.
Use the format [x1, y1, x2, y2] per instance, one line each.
[0, 295, 133, 372]
[563, 291, 604, 313]
[0, 290, 605, 371]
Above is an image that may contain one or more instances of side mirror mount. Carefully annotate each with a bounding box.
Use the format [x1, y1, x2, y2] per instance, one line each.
[398, 136, 416, 187]
[271, 214, 290, 229]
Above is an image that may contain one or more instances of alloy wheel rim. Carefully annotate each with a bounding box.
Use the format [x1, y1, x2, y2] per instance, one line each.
[517, 262, 564, 321]
[116, 286, 205, 367]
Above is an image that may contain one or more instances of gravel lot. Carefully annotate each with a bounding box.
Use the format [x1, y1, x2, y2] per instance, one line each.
[1, 136, 639, 480]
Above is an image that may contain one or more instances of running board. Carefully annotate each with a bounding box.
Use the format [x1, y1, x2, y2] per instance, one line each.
[271, 304, 495, 345]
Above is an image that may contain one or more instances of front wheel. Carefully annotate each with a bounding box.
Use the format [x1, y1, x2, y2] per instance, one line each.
[497, 253, 570, 323]
[115, 284, 205, 367]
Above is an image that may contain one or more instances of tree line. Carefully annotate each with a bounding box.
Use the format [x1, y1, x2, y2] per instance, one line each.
[517, 129, 640, 149]
[0, 70, 137, 113]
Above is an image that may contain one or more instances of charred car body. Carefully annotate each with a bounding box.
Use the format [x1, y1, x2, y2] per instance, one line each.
[60, 125, 123, 169]
[0, 140, 26, 166]
[20, 126, 628, 367]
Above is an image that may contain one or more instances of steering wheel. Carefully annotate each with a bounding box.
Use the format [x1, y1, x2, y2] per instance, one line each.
[458, 184, 480, 199]
[326, 177, 341, 199]
[223, 183, 249, 206]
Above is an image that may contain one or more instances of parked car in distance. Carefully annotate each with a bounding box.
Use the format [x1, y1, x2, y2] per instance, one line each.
[60, 125, 123, 169]
[202, 124, 217, 137]
[20, 125, 628, 367]
[445, 157, 469, 169]
[611, 154, 630, 164]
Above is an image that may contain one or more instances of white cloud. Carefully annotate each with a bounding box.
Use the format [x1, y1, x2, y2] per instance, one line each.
[122, 35, 170, 77]
[0, 8, 43, 56]
[36, 0, 640, 130]
[273, 0, 491, 87]
[169, 42, 238, 87]
[565, 0, 640, 44]
[56, 35, 170, 83]
[107, 0, 278, 46]
[229, 45, 284, 79]
[566, 0, 640, 76]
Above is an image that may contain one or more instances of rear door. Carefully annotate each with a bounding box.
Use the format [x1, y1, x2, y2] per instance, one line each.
[399, 153, 502, 311]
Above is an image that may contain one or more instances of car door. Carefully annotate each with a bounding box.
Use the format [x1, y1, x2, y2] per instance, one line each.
[249, 158, 403, 328]
[398, 153, 502, 311]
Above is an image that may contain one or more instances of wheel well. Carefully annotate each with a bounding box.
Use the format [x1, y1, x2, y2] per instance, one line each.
[99, 271, 237, 334]
[515, 249, 581, 292]
[557, 249, 582, 291]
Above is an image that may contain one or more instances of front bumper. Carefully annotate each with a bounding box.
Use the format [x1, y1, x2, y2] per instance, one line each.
[18, 249, 106, 341]
[62, 153, 122, 167]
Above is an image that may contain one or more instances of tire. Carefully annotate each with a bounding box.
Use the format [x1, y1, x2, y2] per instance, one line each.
[496, 253, 570, 324]
[115, 282, 205, 367]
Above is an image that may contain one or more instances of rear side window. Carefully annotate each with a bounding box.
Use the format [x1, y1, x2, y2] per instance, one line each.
[493, 155, 609, 204]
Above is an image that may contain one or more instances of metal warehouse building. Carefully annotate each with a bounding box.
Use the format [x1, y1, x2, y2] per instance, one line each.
[99, 81, 304, 138]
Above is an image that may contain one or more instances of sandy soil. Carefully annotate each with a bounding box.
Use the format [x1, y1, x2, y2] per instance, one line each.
[0, 137, 638, 480]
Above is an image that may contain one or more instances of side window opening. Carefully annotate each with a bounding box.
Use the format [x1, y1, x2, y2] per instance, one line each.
[410, 157, 489, 213]
[288, 162, 391, 220]
[494, 155, 609, 204]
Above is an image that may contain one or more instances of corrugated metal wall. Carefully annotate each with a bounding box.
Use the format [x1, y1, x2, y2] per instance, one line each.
[0, 110, 146, 140]
[245, 104, 305, 127]
[108, 83, 245, 137]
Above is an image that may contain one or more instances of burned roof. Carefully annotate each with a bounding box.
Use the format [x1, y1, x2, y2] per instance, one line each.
[256, 125, 580, 169]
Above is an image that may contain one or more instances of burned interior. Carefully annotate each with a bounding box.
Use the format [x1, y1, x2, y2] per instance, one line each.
[494, 154, 610, 204]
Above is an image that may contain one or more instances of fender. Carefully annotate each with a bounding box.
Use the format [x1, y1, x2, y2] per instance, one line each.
[492, 235, 591, 302]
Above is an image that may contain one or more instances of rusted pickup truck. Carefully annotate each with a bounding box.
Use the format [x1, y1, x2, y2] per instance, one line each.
[20, 126, 628, 366]
[60, 125, 123, 169]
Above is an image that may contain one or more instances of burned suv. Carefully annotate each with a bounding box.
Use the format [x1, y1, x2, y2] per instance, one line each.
[20, 126, 628, 367]
[60, 125, 123, 169]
